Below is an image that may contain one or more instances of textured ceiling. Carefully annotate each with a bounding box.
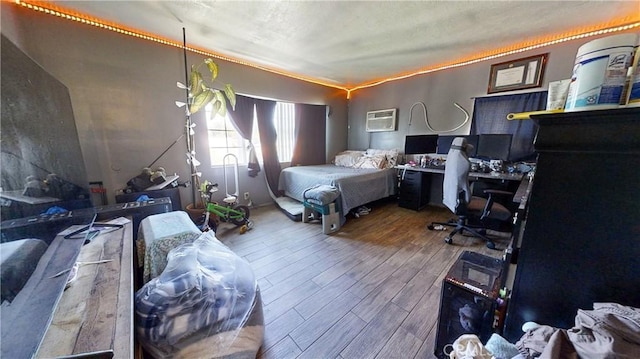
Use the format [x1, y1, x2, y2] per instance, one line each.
[51, 0, 640, 87]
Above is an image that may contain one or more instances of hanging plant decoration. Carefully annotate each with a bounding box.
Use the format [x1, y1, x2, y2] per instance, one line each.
[175, 50, 236, 207]
[176, 58, 236, 116]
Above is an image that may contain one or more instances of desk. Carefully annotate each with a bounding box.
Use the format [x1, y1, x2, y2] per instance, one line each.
[145, 174, 180, 191]
[502, 173, 533, 290]
[512, 173, 533, 208]
[395, 165, 523, 182]
[116, 186, 181, 212]
[0, 190, 91, 220]
[395, 165, 523, 210]
[0, 190, 60, 204]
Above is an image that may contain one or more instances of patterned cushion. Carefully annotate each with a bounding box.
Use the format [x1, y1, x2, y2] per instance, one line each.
[353, 154, 387, 169]
[333, 150, 365, 167]
[366, 148, 399, 168]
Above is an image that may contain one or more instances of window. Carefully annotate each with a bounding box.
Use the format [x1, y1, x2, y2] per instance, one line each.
[205, 107, 247, 166]
[206, 101, 295, 166]
[272, 102, 295, 162]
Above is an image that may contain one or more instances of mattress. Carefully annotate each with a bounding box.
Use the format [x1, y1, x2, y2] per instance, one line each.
[278, 164, 397, 215]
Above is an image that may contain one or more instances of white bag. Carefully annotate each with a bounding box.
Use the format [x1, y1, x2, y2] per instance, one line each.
[443, 334, 494, 359]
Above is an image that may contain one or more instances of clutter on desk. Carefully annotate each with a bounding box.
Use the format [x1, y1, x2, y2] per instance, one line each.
[434, 157, 535, 175]
[125, 167, 154, 192]
[402, 154, 536, 176]
[149, 166, 166, 184]
[401, 154, 445, 168]
[123, 167, 179, 193]
[22, 175, 47, 197]
[19, 173, 87, 201]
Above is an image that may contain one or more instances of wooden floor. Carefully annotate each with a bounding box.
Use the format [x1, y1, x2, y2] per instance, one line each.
[214, 199, 510, 359]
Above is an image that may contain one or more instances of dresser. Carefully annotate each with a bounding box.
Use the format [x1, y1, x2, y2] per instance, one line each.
[503, 107, 640, 341]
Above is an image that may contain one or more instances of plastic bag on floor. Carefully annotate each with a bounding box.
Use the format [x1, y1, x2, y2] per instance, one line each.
[135, 231, 264, 358]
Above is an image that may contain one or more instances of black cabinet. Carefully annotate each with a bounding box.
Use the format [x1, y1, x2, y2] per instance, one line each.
[503, 108, 640, 342]
[398, 169, 431, 211]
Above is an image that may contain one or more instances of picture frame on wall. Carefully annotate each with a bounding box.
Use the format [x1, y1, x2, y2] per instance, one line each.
[488, 53, 548, 94]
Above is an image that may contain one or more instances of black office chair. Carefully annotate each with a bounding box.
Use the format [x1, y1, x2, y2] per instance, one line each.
[428, 137, 512, 249]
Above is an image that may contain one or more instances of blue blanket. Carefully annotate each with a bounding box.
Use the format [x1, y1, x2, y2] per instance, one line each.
[303, 184, 340, 205]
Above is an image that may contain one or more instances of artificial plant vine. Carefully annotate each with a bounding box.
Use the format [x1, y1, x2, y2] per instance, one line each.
[176, 28, 236, 207]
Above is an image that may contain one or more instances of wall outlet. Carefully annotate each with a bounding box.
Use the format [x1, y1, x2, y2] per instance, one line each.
[244, 192, 250, 200]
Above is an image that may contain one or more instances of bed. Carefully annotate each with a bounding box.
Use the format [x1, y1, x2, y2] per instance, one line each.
[278, 149, 398, 216]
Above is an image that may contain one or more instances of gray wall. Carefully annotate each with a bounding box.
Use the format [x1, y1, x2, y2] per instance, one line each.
[1, 4, 349, 209]
[347, 31, 638, 155]
[3, 3, 636, 209]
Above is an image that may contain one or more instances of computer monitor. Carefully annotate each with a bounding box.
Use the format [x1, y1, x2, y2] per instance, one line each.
[404, 135, 438, 155]
[437, 135, 478, 157]
[475, 134, 512, 161]
[437, 136, 455, 155]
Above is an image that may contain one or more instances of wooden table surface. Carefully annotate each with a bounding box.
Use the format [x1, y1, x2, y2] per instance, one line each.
[36, 218, 134, 359]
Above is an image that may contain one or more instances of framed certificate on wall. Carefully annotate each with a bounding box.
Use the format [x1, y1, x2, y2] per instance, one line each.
[488, 53, 548, 94]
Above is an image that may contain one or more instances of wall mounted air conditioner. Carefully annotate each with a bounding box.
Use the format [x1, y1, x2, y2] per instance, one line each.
[366, 108, 397, 132]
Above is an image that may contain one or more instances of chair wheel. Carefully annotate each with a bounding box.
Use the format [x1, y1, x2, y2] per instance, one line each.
[444, 236, 453, 244]
[486, 241, 496, 250]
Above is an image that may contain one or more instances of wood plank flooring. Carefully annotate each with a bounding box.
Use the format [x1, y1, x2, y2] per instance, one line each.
[214, 198, 510, 359]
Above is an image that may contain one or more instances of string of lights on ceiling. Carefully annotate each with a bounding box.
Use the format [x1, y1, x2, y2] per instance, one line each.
[12, 0, 640, 99]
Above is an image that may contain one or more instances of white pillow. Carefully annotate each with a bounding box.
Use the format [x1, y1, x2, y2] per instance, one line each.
[353, 154, 387, 169]
[333, 150, 365, 167]
[366, 149, 399, 168]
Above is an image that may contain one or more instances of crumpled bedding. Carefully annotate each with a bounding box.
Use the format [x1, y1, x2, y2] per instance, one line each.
[135, 231, 264, 358]
[515, 303, 640, 359]
[303, 184, 340, 206]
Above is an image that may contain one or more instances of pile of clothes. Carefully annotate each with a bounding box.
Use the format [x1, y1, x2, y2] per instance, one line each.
[447, 303, 640, 359]
[126, 167, 168, 192]
[513, 302, 640, 359]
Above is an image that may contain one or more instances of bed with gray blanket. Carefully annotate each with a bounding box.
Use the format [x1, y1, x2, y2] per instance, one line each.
[278, 164, 397, 216]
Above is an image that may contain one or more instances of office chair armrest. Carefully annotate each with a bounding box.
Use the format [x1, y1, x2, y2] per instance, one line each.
[482, 189, 512, 196]
[480, 189, 513, 220]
